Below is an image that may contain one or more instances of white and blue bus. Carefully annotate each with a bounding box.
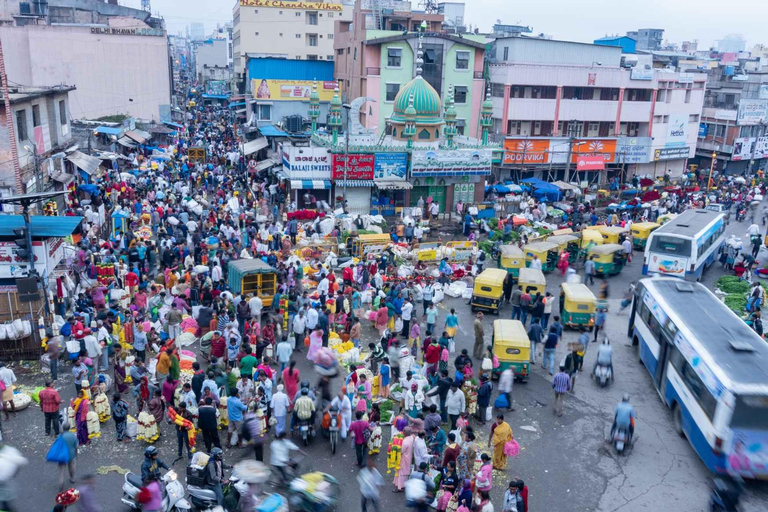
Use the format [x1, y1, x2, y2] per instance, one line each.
[628, 278, 768, 478]
[643, 209, 726, 280]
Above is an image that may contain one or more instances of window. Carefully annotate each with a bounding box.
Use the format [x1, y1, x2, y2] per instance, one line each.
[307, 12, 318, 25]
[307, 55, 318, 60]
[308, 34, 318, 47]
[731, 395, 768, 429]
[257, 104, 271, 121]
[455, 51, 469, 70]
[456, 119, 466, 136]
[32, 105, 40, 127]
[296, 34, 301, 39]
[715, 124, 726, 137]
[296, 11, 302, 17]
[689, 114, 699, 123]
[670, 347, 717, 421]
[15, 109, 27, 142]
[327, 55, 333, 61]
[336, 48, 344, 55]
[328, 34, 333, 40]
[58, 100, 66, 125]
[385, 83, 400, 102]
[490, 83, 505, 98]
[387, 48, 402, 67]
[685, 90, 691, 104]
[656, 90, 666, 102]
[502, 46, 509, 60]
[328, 12, 334, 18]
[418, 128, 431, 139]
[453, 85, 467, 104]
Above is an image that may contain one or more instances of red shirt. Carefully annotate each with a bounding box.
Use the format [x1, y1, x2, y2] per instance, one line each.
[349, 420, 369, 445]
[210, 336, 226, 358]
[38, 387, 61, 413]
[126, 272, 139, 287]
[425, 344, 441, 364]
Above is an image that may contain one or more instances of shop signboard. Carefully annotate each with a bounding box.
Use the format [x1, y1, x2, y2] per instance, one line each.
[737, 99, 768, 126]
[410, 149, 493, 176]
[0, 239, 61, 279]
[331, 153, 374, 180]
[678, 73, 695, 84]
[576, 155, 605, 170]
[666, 114, 689, 147]
[252, 79, 339, 101]
[240, 0, 343, 10]
[616, 137, 652, 164]
[653, 147, 690, 161]
[206, 80, 229, 96]
[732, 138, 756, 161]
[698, 124, 708, 138]
[570, 139, 617, 164]
[754, 137, 768, 159]
[374, 153, 407, 180]
[503, 139, 550, 165]
[630, 67, 654, 80]
[281, 146, 331, 179]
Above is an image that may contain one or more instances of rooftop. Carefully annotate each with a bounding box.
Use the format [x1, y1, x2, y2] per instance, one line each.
[0, 85, 76, 105]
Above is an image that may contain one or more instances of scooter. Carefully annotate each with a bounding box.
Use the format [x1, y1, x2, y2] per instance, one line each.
[328, 407, 340, 455]
[187, 475, 246, 511]
[298, 418, 316, 446]
[594, 364, 612, 387]
[612, 426, 630, 454]
[121, 470, 191, 511]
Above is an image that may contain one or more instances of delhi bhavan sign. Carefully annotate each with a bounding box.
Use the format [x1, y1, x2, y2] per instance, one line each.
[90, 27, 164, 37]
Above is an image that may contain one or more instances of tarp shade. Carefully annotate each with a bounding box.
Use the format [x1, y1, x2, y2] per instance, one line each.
[0, 215, 83, 237]
[66, 151, 102, 175]
[243, 138, 268, 155]
[124, 130, 147, 144]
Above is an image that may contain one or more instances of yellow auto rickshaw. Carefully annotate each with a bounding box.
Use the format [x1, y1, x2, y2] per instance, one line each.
[559, 283, 596, 329]
[350, 234, 390, 258]
[491, 320, 531, 382]
[588, 244, 627, 276]
[523, 241, 558, 272]
[518, 267, 546, 296]
[228, 259, 277, 307]
[597, 226, 629, 244]
[630, 222, 660, 250]
[546, 234, 580, 264]
[551, 228, 574, 236]
[471, 268, 507, 314]
[657, 213, 677, 225]
[499, 245, 525, 278]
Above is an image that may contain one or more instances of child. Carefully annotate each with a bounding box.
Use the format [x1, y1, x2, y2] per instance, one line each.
[226, 338, 239, 370]
[379, 358, 391, 398]
[456, 411, 469, 432]
[439, 345, 450, 373]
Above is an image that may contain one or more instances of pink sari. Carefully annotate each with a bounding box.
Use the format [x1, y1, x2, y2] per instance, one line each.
[307, 330, 323, 362]
[394, 434, 415, 490]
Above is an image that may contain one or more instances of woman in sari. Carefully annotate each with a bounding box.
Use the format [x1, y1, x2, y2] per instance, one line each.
[71, 390, 91, 445]
[456, 429, 479, 483]
[168, 348, 180, 381]
[281, 361, 300, 405]
[375, 305, 389, 337]
[351, 288, 363, 321]
[114, 349, 128, 394]
[306, 326, 323, 362]
[393, 427, 415, 492]
[489, 413, 513, 470]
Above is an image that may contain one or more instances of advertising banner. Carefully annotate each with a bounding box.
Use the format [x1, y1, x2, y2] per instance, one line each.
[630, 67, 653, 80]
[653, 147, 690, 161]
[666, 114, 689, 147]
[576, 155, 605, 170]
[648, 253, 687, 277]
[698, 124, 708, 138]
[616, 137, 652, 164]
[252, 79, 338, 101]
[503, 139, 550, 165]
[411, 149, 493, 176]
[0, 239, 61, 279]
[331, 154, 374, 180]
[732, 138, 756, 161]
[281, 146, 331, 179]
[374, 153, 407, 180]
[570, 139, 617, 164]
[754, 137, 768, 159]
[206, 80, 229, 96]
[737, 99, 768, 126]
[240, 0, 343, 10]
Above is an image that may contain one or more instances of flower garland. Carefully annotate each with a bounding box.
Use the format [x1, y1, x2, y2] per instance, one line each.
[167, 406, 196, 451]
[137, 410, 160, 443]
[386, 433, 404, 475]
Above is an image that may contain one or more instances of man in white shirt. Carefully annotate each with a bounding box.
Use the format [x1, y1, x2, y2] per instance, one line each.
[96, 320, 111, 371]
[211, 264, 223, 284]
[306, 306, 319, 331]
[328, 389, 352, 439]
[530, 255, 542, 270]
[248, 294, 263, 321]
[83, 331, 102, 361]
[270, 434, 300, 481]
[270, 384, 291, 436]
[400, 299, 413, 338]
[292, 310, 307, 351]
[317, 276, 329, 304]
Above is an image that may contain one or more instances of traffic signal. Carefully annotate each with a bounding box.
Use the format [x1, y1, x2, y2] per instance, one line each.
[13, 227, 30, 260]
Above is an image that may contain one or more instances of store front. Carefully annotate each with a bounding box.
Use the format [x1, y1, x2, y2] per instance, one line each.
[334, 181, 373, 214]
[291, 180, 332, 209]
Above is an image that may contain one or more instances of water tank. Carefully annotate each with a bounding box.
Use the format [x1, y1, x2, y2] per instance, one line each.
[285, 115, 303, 134]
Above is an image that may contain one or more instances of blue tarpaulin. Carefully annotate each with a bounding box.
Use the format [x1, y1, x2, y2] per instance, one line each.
[163, 121, 183, 129]
[94, 126, 122, 136]
[78, 184, 99, 195]
[259, 125, 290, 137]
[0, 216, 83, 238]
[201, 94, 229, 100]
[229, 102, 246, 108]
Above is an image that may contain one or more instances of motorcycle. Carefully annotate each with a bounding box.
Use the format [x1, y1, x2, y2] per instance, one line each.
[594, 363, 612, 387]
[298, 418, 316, 446]
[328, 408, 340, 455]
[121, 470, 191, 511]
[736, 209, 746, 222]
[491, 240, 502, 261]
[612, 426, 630, 454]
[710, 476, 744, 512]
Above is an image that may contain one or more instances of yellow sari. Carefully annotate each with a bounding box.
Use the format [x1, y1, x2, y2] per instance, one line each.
[491, 421, 513, 470]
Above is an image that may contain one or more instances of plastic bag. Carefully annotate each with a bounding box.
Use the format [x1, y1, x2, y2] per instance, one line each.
[504, 438, 521, 457]
[46, 435, 71, 464]
[493, 394, 509, 409]
[449, 339, 456, 354]
[0, 324, 6, 340]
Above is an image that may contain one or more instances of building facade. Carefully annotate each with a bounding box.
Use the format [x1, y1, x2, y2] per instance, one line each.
[489, 37, 706, 183]
[195, 38, 233, 87]
[627, 28, 664, 51]
[233, 0, 353, 88]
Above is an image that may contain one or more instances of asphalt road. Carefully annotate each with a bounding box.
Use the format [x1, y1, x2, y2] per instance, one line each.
[4, 216, 768, 512]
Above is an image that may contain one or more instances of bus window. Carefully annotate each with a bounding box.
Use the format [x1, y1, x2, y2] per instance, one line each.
[731, 395, 768, 429]
[670, 348, 717, 420]
[650, 236, 692, 256]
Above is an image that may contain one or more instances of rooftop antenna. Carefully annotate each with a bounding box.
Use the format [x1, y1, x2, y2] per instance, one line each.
[419, 0, 439, 14]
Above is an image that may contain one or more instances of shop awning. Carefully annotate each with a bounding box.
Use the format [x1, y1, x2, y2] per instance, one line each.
[253, 159, 278, 171]
[0, 215, 83, 237]
[163, 121, 183, 129]
[117, 137, 137, 147]
[229, 101, 246, 108]
[125, 130, 148, 144]
[243, 137, 268, 155]
[376, 181, 413, 190]
[51, 171, 74, 184]
[552, 180, 580, 191]
[66, 151, 102, 175]
[291, 179, 331, 190]
[94, 126, 123, 136]
[335, 180, 374, 187]
[259, 125, 290, 137]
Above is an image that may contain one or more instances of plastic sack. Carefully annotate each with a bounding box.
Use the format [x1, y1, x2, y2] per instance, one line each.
[0, 324, 6, 340]
[461, 287, 473, 300]
[167, 216, 180, 226]
[22, 320, 32, 337]
[11, 319, 24, 339]
[30, 386, 45, 404]
[493, 394, 509, 409]
[126, 418, 138, 438]
[46, 435, 72, 464]
[445, 281, 467, 298]
[504, 438, 521, 457]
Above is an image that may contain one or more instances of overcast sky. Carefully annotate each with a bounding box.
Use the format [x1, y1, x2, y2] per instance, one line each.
[124, 0, 763, 50]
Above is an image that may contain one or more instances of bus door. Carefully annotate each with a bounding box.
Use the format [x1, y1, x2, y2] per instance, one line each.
[655, 332, 674, 392]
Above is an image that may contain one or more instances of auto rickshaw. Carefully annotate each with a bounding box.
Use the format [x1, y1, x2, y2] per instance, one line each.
[559, 283, 596, 329]
[471, 268, 507, 314]
[523, 241, 558, 272]
[518, 267, 546, 296]
[499, 245, 525, 278]
[630, 222, 660, 250]
[588, 244, 627, 276]
[657, 213, 677, 225]
[491, 319, 531, 382]
[546, 234, 580, 264]
[597, 226, 629, 244]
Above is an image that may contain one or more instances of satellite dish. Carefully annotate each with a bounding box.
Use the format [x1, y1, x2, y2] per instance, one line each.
[349, 96, 376, 135]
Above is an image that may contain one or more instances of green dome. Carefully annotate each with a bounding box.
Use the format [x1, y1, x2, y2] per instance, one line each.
[390, 76, 443, 125]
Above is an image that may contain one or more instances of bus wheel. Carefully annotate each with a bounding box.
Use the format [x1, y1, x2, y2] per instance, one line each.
[673, 404, 685, 437]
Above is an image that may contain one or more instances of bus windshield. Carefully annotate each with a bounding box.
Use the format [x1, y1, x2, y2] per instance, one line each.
[649, 236, 692, 257]
[731, 395, 768, 430]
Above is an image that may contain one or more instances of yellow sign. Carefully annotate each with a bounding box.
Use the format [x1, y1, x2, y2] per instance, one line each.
[251, 79, 340, 102]
[240, 0, 343, 10]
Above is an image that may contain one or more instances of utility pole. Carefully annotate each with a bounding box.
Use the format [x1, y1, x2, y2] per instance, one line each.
[342, 103, 351, 211]
[0, 38, 23, 196]
[708, 151, 717, 190]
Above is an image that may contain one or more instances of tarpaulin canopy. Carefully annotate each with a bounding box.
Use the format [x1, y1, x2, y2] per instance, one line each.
[0, 215, 83, 237]
[66, 151, 102, 175]
[335, 180, 374, 187]
[125, 130, 148, 144]
[520, 177, 547, 185]
[530, 182, 561, 201]
[258, 125, 290, 137]
[243, 137, 268, 155]
[552, 181, 580, 191]
[376, 181, 412, 190]
[163, 121, 183, 129]
[290, 180, 331, 190]
[94, 126, 123, 136]
[117, 137, 137, 148]
[253, 159, 278, 171]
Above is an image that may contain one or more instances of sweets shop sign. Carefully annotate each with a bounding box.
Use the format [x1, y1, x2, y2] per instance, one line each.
[240, 0, 343, 10]
[410, 149, 493, 176]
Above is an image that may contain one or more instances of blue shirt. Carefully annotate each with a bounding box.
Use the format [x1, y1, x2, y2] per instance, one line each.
[133, 327, 147, 351]
[552, 372, 571, 394]
[445, 314, 458, 328]
[227, 343, 239, 361]
[380, 364, 390, 386]
[614, 402, 635, 428]
[228, 396, 247, 422]
[426, 307, 438, 324]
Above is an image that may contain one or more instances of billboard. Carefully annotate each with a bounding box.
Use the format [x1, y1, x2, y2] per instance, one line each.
[630, 67, 653, 80]
[654, 147, 690, 161]
[571, 139, 617, 164]
[698, 123, 708, 138]
[331, 154, 374, 180]
[206, 80, 229, 96]
[737, 99, 768, 126]
[240, 0, 343, 10]
[754, 137, 768, 159]
[616, 137, 652, 164]
[281, 146, 331, 179]
[732, 138, 756, 162]
[503, 139, 550, 165]
[576, 155, 605, 170]
[666, 114, 689, 147]
[374, 153, 407, 180]
[410, 149, 493, 176]
[252, 79, 339, 101]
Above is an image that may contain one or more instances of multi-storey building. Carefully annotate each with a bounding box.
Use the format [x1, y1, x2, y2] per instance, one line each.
[489, 37, 706, 183]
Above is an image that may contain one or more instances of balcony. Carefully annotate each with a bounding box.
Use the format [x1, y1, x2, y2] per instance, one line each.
[366, 67, 381, 76]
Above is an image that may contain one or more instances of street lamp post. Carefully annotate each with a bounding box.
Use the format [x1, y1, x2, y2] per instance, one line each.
[708, 151, 717, 190]
[23, 143, 41, 193]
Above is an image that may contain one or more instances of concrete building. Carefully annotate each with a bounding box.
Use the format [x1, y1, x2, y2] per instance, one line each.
[0, 86, 76, 198]
[189, 22, 205, 41]
[489, 37, 706, 182]
[437, 2, 465, 33]
[627, 28, 664, 51]
[233, 0, 353, 89]
[195, 38, 233, 87]
[334, 0, 485, 136]
[0, 0, 171, 121]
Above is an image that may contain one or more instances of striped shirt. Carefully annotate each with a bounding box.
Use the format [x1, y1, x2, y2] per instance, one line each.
[552, 372, 571, 394]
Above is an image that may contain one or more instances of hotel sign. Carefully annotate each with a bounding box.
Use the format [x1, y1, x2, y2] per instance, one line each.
[90, 27, 164, 37]
[240, 0, 343, 10]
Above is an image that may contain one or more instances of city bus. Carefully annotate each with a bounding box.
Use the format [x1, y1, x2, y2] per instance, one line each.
[642, 209, 725, 281]
[628, 277, 768, 478]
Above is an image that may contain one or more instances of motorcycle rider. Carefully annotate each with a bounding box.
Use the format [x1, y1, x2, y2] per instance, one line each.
[593, 338, 614, 382]
[204, 447, 226, 506]
[611, 394, 636, 445]
[141, 446, 170, 484]
[270, 432, 302, 485]
[290, 381, 316, 432]
[292, 388, 316, 433]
